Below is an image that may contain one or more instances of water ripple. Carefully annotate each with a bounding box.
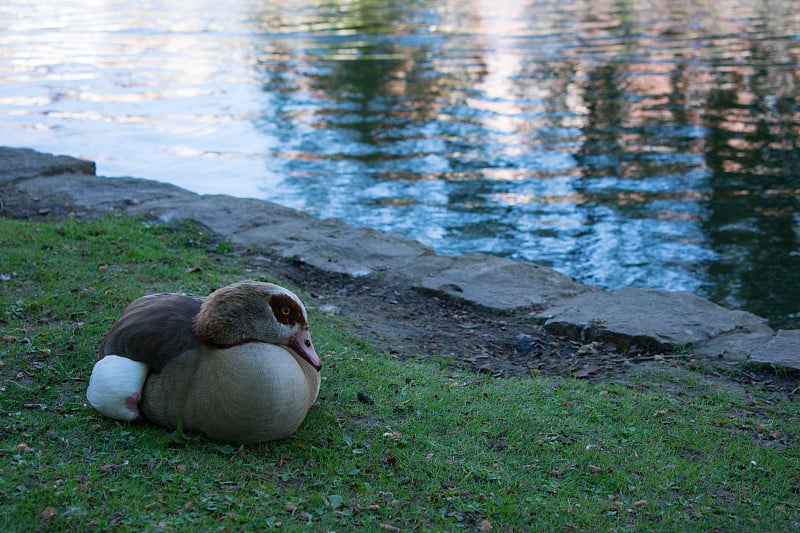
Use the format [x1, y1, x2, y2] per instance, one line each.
[1, 0, 798, 326]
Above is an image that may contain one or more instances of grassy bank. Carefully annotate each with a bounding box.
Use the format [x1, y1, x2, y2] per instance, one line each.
[1, 215, 798, 531]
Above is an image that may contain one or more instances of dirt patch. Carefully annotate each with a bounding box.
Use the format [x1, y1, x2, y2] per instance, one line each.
[246, 252, 798, 401]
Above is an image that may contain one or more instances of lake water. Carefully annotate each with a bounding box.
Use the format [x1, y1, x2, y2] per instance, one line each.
[1, 0, 799, 328]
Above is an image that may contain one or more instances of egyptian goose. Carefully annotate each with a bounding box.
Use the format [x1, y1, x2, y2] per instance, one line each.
[86, 281, 321, 443]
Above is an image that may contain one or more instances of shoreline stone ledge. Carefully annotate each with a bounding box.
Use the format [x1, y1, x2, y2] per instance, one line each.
[1, 147, 797, 370]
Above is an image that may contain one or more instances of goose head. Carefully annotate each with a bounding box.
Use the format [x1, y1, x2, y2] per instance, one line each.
[191, 280, 321, 371]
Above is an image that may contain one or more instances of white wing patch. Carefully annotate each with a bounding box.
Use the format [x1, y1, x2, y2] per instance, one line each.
[87, 355, 149, 421]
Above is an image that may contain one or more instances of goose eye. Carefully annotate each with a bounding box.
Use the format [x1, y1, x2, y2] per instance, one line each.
[270, 293, 301, 325]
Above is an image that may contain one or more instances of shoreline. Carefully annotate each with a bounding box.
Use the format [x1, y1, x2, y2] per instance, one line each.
[1, 146, 797, 373]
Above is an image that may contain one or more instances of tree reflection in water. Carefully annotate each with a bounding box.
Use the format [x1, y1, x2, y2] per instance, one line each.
[1, 0, 798, 326]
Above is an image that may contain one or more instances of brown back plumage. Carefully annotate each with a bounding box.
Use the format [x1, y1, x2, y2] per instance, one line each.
[99, 293, 204, 372]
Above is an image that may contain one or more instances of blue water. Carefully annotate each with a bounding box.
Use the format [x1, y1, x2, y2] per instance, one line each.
[1, 0, 799, 327]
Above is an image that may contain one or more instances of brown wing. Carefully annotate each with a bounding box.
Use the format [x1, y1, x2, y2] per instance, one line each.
[99, 293, 204, 372]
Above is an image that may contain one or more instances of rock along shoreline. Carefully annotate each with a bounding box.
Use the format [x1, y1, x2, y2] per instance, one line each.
[1, 146, 797, 372]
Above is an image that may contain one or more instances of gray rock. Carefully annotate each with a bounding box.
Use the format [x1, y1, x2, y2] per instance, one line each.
[16, 173, 191, 214]
[542, 287, 773, 359]
[419, 253, 596, 310]
[234, 218, 449, 279]
[127, 194, 453, 278]
[129, 194, 306, 237]
[749, 330, 800, 371]
[0, 147, 95, 184]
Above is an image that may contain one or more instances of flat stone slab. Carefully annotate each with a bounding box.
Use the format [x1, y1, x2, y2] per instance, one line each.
[419, 253, 596, 310]
[129, 194, 313, 238]
[16, 173, 192, 214]
[126, 194, 453, 278]
[749, 330, 800, 371]
[0, 147, 95, 183]
[542, 287, 774, 359]
[234, 218, 452, 279]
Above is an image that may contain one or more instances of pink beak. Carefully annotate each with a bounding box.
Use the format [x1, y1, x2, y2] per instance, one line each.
[287, 325, 321, 371]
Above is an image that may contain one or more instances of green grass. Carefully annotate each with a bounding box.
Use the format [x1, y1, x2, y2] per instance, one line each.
[1, 215, 798, 531]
